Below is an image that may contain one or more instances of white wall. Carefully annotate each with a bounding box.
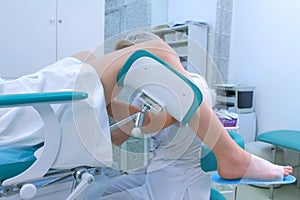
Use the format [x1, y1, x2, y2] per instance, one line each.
[167, 0, 217, 27]
[228, 0, 300, 134]
[151, 0, 168, 26]
[167, 0, 218, 79]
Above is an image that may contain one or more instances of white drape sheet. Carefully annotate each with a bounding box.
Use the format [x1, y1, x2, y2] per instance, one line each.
[0, 57, 112, 168]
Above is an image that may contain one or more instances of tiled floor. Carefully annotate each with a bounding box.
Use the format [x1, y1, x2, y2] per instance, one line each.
[218, 183, 300, 200]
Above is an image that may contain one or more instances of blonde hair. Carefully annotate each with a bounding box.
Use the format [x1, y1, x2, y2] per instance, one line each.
[115, 30, 161, 50]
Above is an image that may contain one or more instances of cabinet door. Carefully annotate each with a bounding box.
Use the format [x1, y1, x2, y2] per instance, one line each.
[188, 24, 208, 77]
[0, 0, 56, 78]
[56, 0, 105, 60]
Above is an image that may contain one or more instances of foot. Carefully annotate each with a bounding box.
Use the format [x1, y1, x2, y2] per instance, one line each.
[217, 151, 293, 181]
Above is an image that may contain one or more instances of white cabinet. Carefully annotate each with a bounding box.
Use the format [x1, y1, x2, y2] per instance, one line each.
[0, 0, 104, 78]
[152, 23, 209, 77]
[0, 1, 56, 77]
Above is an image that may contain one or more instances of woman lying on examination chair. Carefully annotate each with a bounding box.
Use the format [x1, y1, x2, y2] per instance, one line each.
[0, 31, 292, 199]
[98, 31, 293, 200]
[81, 35, 292, 179]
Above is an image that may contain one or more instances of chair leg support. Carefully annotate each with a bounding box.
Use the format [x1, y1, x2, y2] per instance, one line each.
[2, 105, 61, 187]
[233, 185, 237, 200]
[268, 145, 277, 200]
[269, 185, 274, 200]
[297, 153, 300, 188]
[66, 169, 95, 200]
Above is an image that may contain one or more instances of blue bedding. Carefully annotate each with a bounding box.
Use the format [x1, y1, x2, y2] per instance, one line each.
[0, 143, 42, 181]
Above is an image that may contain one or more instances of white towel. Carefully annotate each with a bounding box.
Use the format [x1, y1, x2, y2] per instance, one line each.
[0, 57, 84, 146]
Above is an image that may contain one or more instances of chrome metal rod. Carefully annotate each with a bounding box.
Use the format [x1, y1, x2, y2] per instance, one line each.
[110, 114, 138, 132]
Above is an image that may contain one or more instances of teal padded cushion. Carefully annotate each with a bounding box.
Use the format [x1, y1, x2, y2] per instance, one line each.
[257, 130, 300, 152]
[0, 143, 42, 181]
[210, 188, 226, 200]
[201, 145, 218, 172]
[201, 131, 244, 172]
[0, 92, 88, 181]
[229, 130, 245, 149]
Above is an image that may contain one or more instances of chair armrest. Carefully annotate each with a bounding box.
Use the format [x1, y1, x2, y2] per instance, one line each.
[1, 91, 88, 187]
[0, 91, 88, 108]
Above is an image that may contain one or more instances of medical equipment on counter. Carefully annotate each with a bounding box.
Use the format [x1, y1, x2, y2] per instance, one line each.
[214, 84, 255, 114]
[215, 109, 238, 127]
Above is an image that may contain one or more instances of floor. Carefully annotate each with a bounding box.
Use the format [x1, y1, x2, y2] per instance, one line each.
[216, 183, 300, 200]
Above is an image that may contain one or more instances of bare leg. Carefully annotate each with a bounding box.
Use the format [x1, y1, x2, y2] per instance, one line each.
[189, 101, 293, 179]
[86, 40, 292, 180]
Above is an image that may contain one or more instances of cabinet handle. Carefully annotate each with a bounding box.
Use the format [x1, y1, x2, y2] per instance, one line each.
[58, 19, 63, 23]
[50, 17, 56, 24]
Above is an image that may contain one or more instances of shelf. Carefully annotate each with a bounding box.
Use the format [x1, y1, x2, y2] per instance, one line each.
[152, 25, 189, 35]
[152, 22, 208, 35]
[225, 126, 239, 130]
[152, 23, 209, 78]
[166, 40, 188, 47]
